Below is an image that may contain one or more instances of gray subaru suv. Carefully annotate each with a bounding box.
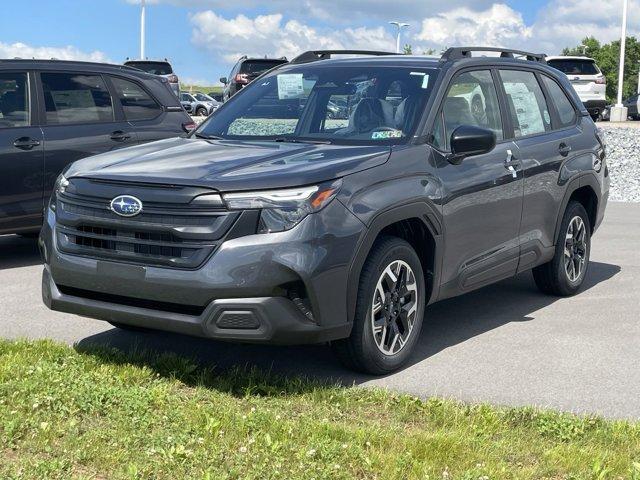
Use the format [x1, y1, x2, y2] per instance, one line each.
[40, 48, 609, 374]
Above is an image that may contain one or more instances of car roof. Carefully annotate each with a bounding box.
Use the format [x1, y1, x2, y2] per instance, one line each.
[0, 58, 153, 78]
[124, 59, 172, 64]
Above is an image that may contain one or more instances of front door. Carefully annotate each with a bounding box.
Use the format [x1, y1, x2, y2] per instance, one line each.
[433, 69, 524, 299]
[0, 71, 44, 234]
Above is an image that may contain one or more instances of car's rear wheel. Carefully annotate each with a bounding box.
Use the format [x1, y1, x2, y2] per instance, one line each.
[196, 107, 208, 117]
[533, 201, 591, 296]
[332, 236, 425, 374]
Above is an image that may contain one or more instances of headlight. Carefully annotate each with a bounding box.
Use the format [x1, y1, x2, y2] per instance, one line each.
[222, 180, 341, 233]
[54, 174, 69, 194]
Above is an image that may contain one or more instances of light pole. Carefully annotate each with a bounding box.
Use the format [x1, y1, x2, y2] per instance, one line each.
[389, 21, 410, 54]
[140, 0, 146, 60]
[611, 0, 629, 122]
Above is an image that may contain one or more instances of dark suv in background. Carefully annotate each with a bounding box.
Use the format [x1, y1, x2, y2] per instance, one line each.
[123, 59, 180, 96]
[41, 48, 608, 374]
[0, 59, 192, 235]
[220, 56, 288, 101]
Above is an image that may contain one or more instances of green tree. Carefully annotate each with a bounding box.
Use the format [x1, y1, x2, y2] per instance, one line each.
[562, 36, 640, 102]
[403, 44, 413, 55]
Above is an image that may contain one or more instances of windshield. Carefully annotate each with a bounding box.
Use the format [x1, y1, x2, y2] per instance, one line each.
[194, 93, 214, 102]
[197, 65, 438, 145]
[241, 60, 288, 76]
[126, 61, 173, 75]
[548, 59, 600, 75]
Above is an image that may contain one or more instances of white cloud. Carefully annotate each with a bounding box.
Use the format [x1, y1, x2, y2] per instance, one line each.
[415, 4, 532, 49]
[0, 42, 111, 62]
[190, 11, 395, 62]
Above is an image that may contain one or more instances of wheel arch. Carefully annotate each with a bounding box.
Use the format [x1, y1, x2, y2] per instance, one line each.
[346, 202, 443, 324]
[554, 173, 600, 242]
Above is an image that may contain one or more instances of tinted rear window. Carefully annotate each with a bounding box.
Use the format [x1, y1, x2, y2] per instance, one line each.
[125, 62, 173, 75]
[548, 59, 599, 75]
[240, 60, 287, 75]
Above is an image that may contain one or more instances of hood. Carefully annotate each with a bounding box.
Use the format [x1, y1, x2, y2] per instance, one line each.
[65, 137, 390, 191]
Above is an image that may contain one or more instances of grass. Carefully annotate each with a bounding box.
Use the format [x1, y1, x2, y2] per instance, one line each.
[180, 84, 222, 95]
[0, 340, 639, 479]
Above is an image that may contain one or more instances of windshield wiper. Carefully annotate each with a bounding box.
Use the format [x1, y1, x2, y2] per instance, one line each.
[274, 137, 331, 145]
[194, 132, 223, 140]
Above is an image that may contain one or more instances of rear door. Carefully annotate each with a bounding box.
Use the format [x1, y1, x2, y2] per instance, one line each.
[0, 70, 44, 233]
[497, 69, 583, 271]
[107, 75, 179, 143]
[38, 71, 137, 201]
[434, 69, 524, 297]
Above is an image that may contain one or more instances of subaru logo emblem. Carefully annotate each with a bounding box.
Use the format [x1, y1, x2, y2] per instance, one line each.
[110, 195, 143, 217]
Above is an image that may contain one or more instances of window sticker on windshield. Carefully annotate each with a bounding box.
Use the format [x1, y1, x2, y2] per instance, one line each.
[371, 130, 403, 140]
[277, 74, 304, 99]
[410, 72, 430, 89]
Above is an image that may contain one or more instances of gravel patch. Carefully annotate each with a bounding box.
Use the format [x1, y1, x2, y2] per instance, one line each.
[599, 123, 640, 203]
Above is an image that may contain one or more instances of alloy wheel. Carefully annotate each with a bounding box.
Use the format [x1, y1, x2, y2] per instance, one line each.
[370, 260, 418, 356]
[564, 215, 588, 282]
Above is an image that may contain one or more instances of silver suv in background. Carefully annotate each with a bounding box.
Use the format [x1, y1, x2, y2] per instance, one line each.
[180, 91, 219, 116]
[547, 56, 606, 120]
[124, 59, 180, 96]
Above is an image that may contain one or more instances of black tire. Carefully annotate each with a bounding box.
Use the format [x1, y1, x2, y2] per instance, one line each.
[533, 201, 591, 296]
[17, 232, 39, 239]
[196, 107, 208, 117]
[332, 236, 425, 375]
[108, 322, 151, 333]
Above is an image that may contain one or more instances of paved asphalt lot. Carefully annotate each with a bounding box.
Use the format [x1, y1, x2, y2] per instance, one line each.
[1, 202, 638, 419]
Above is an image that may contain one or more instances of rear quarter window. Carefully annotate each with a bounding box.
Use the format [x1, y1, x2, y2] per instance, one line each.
[110, 76, 162, 121]
[541, 76, 577, 128]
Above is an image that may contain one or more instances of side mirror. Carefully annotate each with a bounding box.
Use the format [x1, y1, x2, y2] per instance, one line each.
[219, 77, 228, 85]
[447, 125, 496, 165]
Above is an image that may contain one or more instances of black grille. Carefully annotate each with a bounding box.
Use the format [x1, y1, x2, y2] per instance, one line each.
[55, 190, 238, 269]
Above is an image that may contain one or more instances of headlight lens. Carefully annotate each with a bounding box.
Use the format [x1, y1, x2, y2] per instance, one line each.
[54, 174, 69, 194]
[223, 180, 341, 233]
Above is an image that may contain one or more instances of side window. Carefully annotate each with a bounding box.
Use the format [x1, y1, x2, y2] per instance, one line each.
[0, 72, 29, 128]
[110, 77, 161, 121]
[499, 70, 551, 137]
[541, 76, 577, 128]
[41, 72, 113, 124]
[437, 70, 503, 150]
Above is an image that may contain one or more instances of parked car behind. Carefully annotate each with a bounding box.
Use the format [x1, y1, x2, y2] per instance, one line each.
[41, 48, 608, 374]
[623, 93, 640, 120]
[220, 56, 288, 101]
[547, 56, 606, 120]
[124, 59, 180, 96]
[180, 92, 219, 116]
[0, 59, 192, 236]
[207, 92, 223, 103]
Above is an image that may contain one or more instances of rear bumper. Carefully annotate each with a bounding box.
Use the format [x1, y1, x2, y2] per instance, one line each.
[582, 99, 607, 115]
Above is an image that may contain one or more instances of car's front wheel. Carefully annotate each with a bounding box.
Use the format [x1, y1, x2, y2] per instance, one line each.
[196, 107, 208, 117]
[533, 201, 591, 296]
[332, 236, 425, 374]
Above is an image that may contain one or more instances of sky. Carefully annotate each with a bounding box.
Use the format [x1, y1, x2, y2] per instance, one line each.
[0, 0, 638, 86]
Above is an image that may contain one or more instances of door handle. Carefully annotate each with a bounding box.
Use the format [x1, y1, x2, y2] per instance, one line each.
[13, 137, 41, 150]
[504, 149, 519, 179]
[110, 131, 131, 142]
[559, 143, 572, 157]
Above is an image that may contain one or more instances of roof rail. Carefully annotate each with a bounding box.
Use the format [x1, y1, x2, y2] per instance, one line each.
[441, 47, 547, 63]
[290, 50, 396, 65]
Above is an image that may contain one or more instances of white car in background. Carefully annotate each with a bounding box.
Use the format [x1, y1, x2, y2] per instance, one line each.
[546, 56, 607, 120]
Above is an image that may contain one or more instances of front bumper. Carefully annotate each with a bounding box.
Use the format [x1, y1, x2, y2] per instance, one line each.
[41, 199, 363, 344]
